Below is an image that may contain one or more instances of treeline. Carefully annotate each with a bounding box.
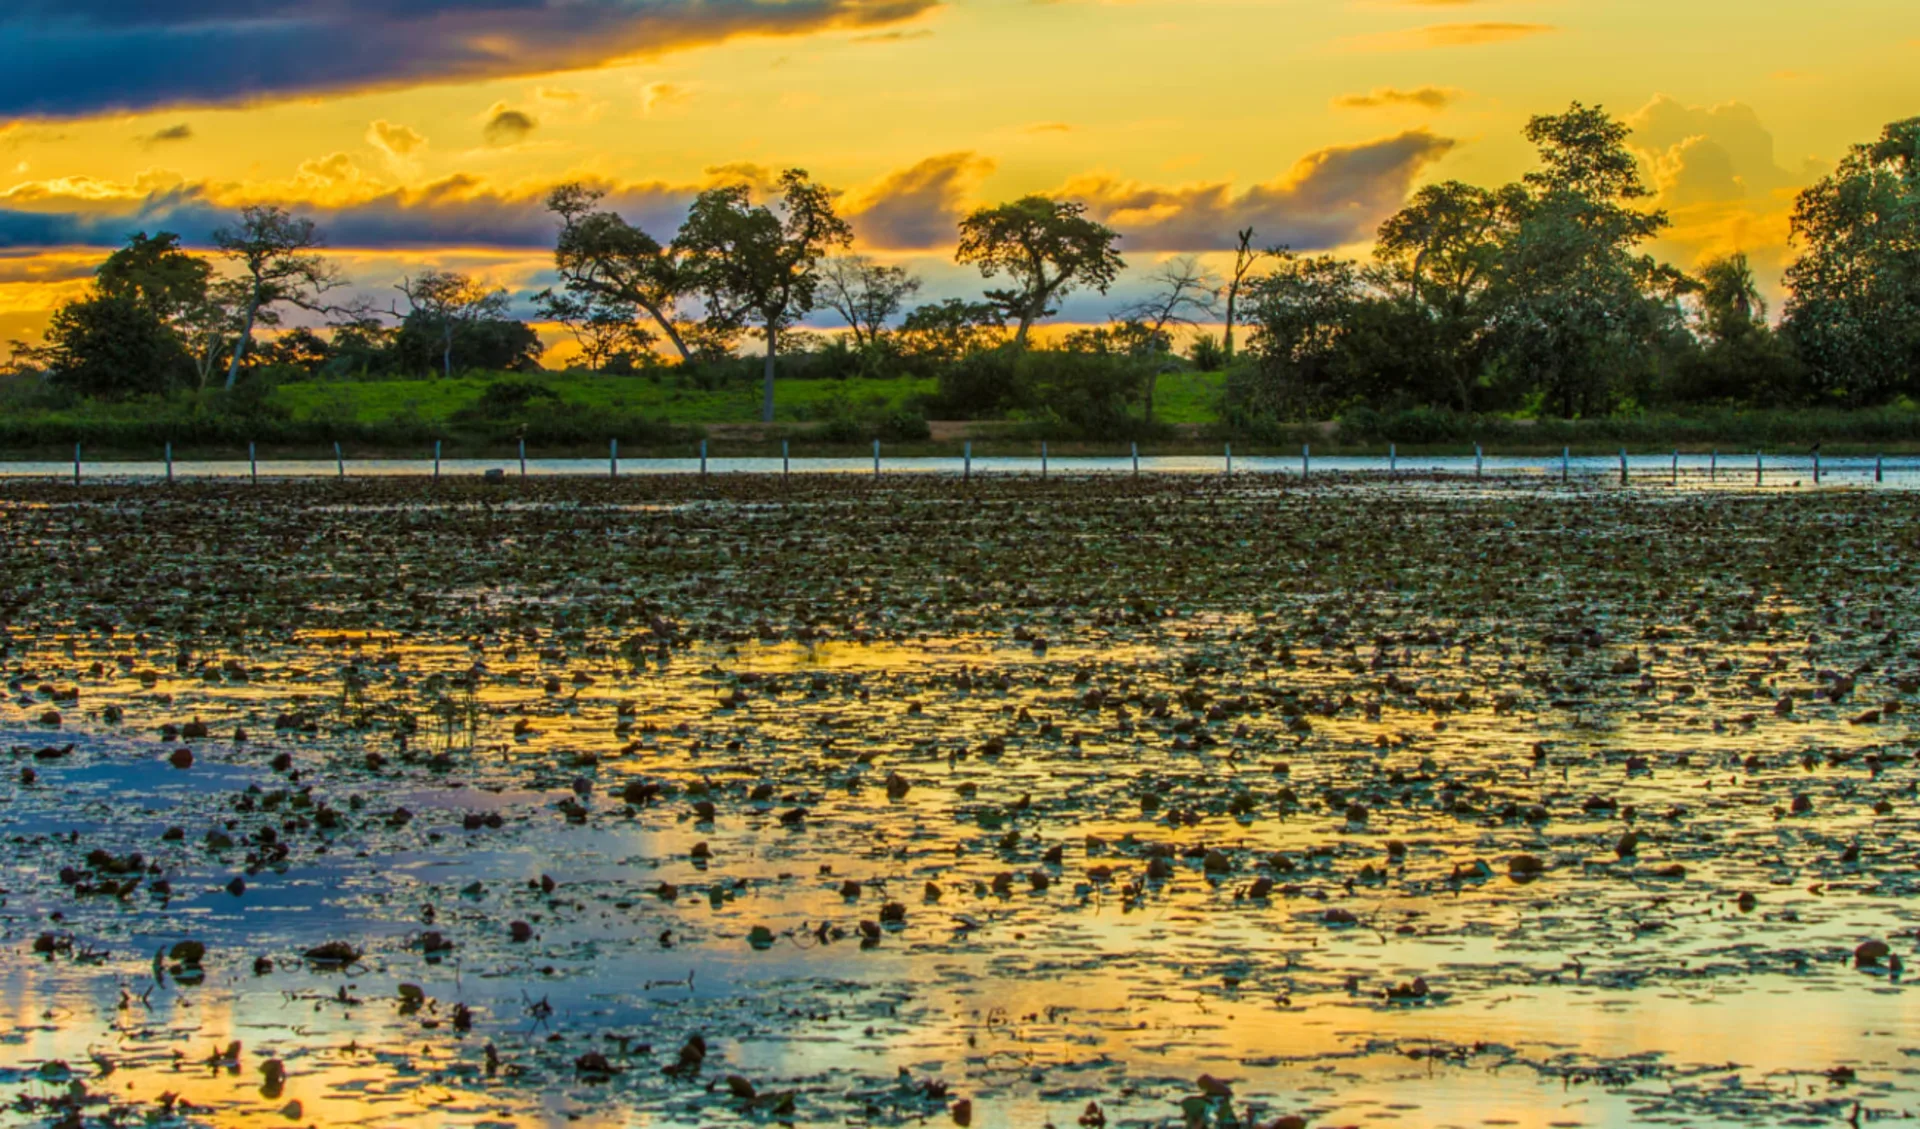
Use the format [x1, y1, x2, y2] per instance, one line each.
[6, 103, 1918, 437]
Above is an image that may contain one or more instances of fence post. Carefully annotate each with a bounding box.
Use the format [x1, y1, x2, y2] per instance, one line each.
[964, 440, 972, 483]
[165, 441, 173, 485]
[1756, 450, 1763, 486]
[1562, 446, 1570, 482]
[700, 439, 708, 478]
[873, 438, 881, 479]
[249, 441, 258, 484]
[782, 439, 790, 482]
[519, 438, 527, 478]
[1389, 442, 1397, 474]
[73, 442, 81, 486]
[610, 438, 618, 478]
[1302, 443, 1310, 481]
[433, 440, 441, 481]
[334, 441, 344, 479]
[1225, 442, 1232, 480]
[1876, 454, 1884, 484]
[1618, 448, 1628, 486]
[1671, 449, 1678, 487]
[1813, 449, 1822, 485]
[1131, 442, 1139, 479]
[1710, 449, 1717, 483]
[1474, 443, 1483, 479]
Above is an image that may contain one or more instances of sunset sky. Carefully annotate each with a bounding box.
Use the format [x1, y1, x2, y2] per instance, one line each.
[1, 0, 1914, 355]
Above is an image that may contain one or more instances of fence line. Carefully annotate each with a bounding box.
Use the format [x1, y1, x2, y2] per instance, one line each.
[27, 441, 1920, 487]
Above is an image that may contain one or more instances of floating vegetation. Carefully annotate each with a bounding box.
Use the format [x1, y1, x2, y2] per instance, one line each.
[1, 474, 1918, 1126]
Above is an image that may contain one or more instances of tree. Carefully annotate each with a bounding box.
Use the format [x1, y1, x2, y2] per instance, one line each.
[212, 205, 341, 389]
[675, 169, 853, 422]
[955, 196, 1124, 347]
[1782, 117, 1920, 405]
[1222, 228, 1282, 360]
[898, 298, 1005, 365]
[1487, 103, 1679, 417]
[817, 255, 920, 348]
[395, 270, 511, 377]
[1371, 182, 1518, 411]
[1235, 253, 1366, 420]
[43, 291, 194, 399]
[96, 232, 212, 322]
[534, 287, 658, 373]
[392, 309, 543, 374]
[548, 183, 695, 363]
[1120, 255, 1218, 421]
[1676, 252, 1799, 405]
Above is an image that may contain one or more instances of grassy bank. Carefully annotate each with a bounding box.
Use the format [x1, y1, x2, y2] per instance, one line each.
[5, 369, 1920, 458]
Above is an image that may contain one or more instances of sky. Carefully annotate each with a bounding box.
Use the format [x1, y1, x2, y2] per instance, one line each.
[0, 0, 1914, 357]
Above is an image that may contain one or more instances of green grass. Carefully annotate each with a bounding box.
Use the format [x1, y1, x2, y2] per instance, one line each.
[1148, 370, 1226, 424]
[271, 372, 935, 426]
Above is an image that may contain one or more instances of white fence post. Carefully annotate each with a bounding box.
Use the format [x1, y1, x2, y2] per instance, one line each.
[1302, 443, 1310, 480]
[334, 442, 344, 479]
[964, 440, 972, 483]
[433, 440, 441, 481]
[700, 439, 708, 478]
[1618, 448, 1628, 486]
[610, 438, 618, 478]
[165, 441, 173, 484]
[873, 438, 881, 479]
[249, 441, 258, 484]
[519, 437, 527, 477]
[782, 439, 790, 482]
[1224, 443, 1232, 480]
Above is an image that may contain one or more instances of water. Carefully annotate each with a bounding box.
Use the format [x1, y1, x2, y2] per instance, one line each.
[1, 452, 1915, 486]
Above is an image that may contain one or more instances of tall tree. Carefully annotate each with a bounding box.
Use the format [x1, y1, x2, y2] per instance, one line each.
[547, 183, 695, 363]
[213, 205, 340, 390]
[1489, 102, 1679, 417]
[1371, 181, 1518, 411]
[955, 196, 1124, 347]
[1782, 117, 1920, 405]
[96, 232, 212, 322]
[1222, 227, 1281, 360]
[395, 270, 511, 377]
[675, 169, 853, 422]
[817, 255, 920, 348]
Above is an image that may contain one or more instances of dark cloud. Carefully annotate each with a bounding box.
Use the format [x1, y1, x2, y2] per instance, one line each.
[0, 0, 941, 118]
[482, 108, 537, 147]
[1064, 130, 1458, 252]
[140, 122, 193, 144]
[846, 152, 993, 250]
[0, 176, 695, 251]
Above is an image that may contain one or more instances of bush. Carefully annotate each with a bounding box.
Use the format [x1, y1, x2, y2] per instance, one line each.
[877, 408, 931, 442]
[1188, 333, 1227, 373]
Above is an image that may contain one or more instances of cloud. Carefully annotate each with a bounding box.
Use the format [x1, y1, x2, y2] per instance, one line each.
[1624, 96, 1827, 297]
[366, 120, 425, 160]
[0, 0, 942, 118]
[845, 152, 995, 249]
[0, 131, 1453, 263]
[1345, 22, 1554, 51]
[1062, 130, 1458, 252]
[140, 123, 193, 145]
[483, 107, 538, 148]
[0, 174, 696, 252]
[1334, 86, 1461, 110]
[850, 28, 933, 42]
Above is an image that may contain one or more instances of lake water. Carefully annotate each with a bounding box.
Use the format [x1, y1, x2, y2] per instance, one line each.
[1, 451, 1915, 486]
